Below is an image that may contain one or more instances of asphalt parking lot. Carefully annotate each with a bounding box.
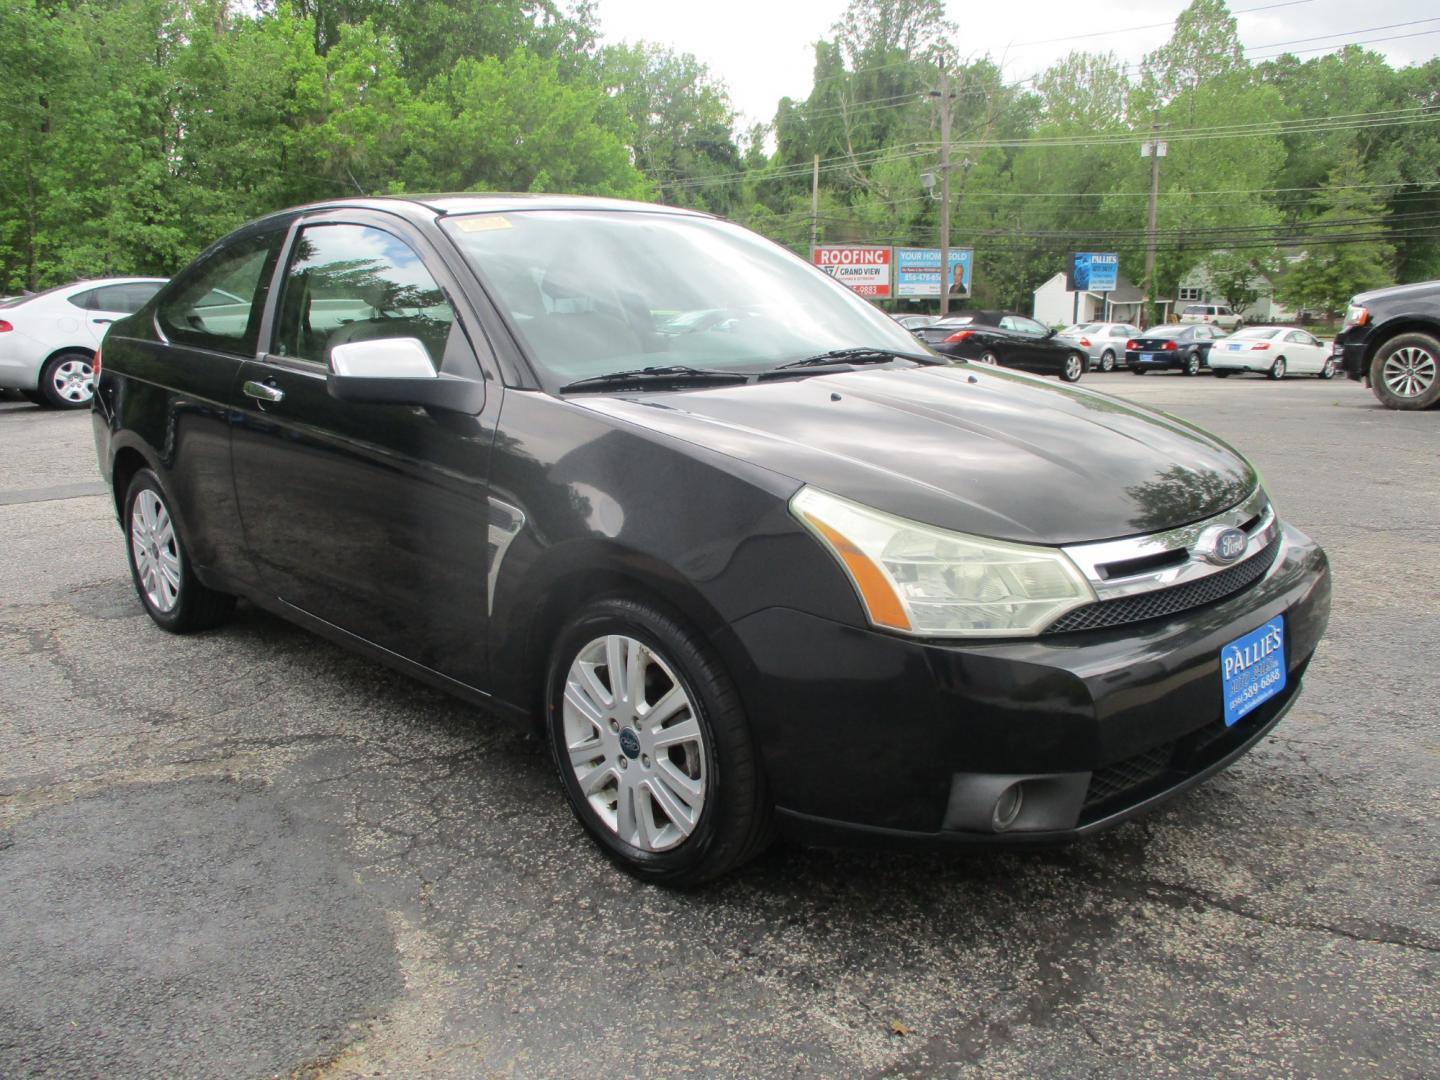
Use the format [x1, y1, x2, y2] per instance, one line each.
[1, 372, 1436, 1079]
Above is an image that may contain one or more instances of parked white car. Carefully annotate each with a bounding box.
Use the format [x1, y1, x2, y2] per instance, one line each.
[1179, 303, 1244, 331]
[1209, 326, 1337, 380]
[0, 278, 166, 408]
[1058, 321, 1140, 371]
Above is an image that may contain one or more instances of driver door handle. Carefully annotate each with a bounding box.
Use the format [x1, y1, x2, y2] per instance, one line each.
[243, 380, 285, 403]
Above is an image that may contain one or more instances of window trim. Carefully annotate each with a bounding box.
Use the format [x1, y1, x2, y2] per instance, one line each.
[154, 228, 287, 358]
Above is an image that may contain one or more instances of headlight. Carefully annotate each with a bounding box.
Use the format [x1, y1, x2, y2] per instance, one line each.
[791, 487, 1096, 638]
[1343, 304, 1368, 330]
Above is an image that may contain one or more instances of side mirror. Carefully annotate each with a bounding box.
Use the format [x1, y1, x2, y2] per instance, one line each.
[327, 337, 485, 414]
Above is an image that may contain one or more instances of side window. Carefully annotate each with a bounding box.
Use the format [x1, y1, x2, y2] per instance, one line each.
[1287, 331, 1310, 345]
[83, 282, 161, 314]
[1001, 315, 1045, 335]
[272, 223, 455, 368]
[158, 232, 282, 355]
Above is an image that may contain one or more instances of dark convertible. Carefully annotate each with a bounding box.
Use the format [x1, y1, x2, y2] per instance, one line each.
[93, 195, 1330, 884]
[913, 310, 1090, 382]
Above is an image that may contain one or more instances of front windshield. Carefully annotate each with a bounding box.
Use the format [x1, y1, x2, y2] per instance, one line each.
[441, 210, 928, 387]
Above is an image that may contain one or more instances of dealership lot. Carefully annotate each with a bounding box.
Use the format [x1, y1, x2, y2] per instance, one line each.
[1, 375, 1436, 1078]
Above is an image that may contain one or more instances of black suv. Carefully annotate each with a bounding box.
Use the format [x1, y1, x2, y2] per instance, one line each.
[1334, 281, 1440, 410]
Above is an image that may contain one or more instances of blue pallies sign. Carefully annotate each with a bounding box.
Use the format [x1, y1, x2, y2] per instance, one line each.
[1066, 252, 1119, 293]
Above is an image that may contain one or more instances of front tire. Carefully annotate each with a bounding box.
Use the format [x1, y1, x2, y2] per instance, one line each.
[1268, 357, 1286, 380]
[545, 597, 772, 886]
[1319, 358, 1337, 380]
[1060, 352, 1085, 382]
[38, 350, 96, 409]
[123, 469, 235, 632]
[1369, 332, 1440, 410]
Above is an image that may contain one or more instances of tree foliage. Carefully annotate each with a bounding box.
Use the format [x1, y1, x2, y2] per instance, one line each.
[1, 0, 1436, 307]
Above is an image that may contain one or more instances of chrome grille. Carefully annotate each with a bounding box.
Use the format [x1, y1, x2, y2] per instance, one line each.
[1045, 536, 1280, 634]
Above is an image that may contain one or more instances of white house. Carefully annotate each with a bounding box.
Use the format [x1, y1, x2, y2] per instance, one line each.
[1176, 262, 1297, 322]
[1032, 272, 1146, 328]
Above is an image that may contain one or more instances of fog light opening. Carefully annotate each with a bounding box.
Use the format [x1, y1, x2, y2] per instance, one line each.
[992, 784, 1024, 832]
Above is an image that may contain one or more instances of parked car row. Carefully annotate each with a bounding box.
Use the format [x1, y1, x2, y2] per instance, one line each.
[0, 278, 167, 408]
[911, 311, 1091, 381]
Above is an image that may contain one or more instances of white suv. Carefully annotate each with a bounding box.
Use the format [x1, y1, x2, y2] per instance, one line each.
[0, 278, 166, 408]
[1180, 303, 1243, 331]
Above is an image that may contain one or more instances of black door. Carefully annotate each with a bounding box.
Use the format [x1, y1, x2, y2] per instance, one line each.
[229, 213, 501, 688]
[1000, 314, 1053, 372]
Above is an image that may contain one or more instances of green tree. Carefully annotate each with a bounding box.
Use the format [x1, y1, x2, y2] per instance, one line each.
[1277, 151, 1394, 315]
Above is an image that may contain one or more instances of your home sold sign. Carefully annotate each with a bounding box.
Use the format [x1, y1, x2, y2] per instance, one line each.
[813, 246, 893, 298]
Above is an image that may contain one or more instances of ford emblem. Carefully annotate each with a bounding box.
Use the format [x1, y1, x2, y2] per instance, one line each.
[1200, 526, 1248, 565]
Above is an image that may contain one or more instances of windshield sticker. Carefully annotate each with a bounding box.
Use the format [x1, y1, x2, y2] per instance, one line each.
[455, 216, 512, 232]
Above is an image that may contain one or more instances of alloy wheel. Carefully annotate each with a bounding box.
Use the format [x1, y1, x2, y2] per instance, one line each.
[1271, 358, 1286, 380]
[561, 634, 707, 852]
[1381, 346, 1437, 399]
[130, 489, 181, 613]
[1101, 350, 1115, 372]
[980, 351, 997, 365]
[1063, 354, 1083, 381]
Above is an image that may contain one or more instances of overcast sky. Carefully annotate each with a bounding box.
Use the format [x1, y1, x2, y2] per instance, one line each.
[594, 0, 1440, 132]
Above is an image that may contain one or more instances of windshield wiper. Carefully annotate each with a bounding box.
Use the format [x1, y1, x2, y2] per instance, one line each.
[771, 346, 947, 371]
[559, 365, 750, 394]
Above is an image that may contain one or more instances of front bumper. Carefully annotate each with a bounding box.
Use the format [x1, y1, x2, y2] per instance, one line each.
[1338, 337, 1370, 381]
[721, 523, 1330, 847]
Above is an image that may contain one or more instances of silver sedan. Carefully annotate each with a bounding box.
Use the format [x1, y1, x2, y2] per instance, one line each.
[1057, 322, 1140, 372]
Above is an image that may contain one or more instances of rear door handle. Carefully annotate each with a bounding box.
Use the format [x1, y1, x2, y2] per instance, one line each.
[243, 380, 285, 403]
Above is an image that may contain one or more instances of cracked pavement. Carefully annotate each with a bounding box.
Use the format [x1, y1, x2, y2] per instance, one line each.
[0, 375, 1436, 1079]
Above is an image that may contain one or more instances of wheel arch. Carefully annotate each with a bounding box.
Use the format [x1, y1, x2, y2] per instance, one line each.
[491, 539, 734, 726]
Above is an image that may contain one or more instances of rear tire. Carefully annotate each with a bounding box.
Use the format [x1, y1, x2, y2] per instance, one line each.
[545, 596, 773, 886]
[979, 351, 998, 366]
[1368, 332, 1440, 410]
[1183, 353, 1200, 377]
[37, 350, 96, 409]
[123, 469, 235, 633]
[1131, 366, 1145, 375]
[1099, 350, 1116, 372]
[1268, 357, 1286, 380]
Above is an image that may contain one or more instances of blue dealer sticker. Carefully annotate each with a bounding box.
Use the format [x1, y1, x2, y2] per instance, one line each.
[1221, 616, 1286, 727]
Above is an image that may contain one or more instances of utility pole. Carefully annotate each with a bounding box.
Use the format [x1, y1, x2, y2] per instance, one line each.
[810, 153, 820, 254]
[932, 58, 955, 317]
[1141, 118, 1166, 327]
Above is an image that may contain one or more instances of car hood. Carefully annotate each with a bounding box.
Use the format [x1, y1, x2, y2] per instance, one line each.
[571, 365, 1257, 545]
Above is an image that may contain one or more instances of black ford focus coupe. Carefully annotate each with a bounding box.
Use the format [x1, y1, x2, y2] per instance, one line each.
[93, 195, 1330, 884]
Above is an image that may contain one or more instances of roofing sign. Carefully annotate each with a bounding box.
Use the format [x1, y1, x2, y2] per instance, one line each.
[813, 245, 892, 298]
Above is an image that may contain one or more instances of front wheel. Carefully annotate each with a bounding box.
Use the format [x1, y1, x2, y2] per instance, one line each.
[1060, 352, 1085, 382]
[1183, 353, 1201, 377]
[1099, 350, 1116, 372]
[1318, 358, 1337, 380]
[546, 597, 772, 886]
[123, 469, 236, 632]
[1369, 332, 1440, 410]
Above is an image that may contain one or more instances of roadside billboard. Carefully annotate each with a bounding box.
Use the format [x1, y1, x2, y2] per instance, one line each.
[813, 245, 892, 298]
[895, 248, 974, 299]
[1066, 252, 1119, 293]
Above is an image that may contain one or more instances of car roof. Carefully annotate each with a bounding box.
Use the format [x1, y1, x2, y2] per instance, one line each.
[272, 193, 714, 222]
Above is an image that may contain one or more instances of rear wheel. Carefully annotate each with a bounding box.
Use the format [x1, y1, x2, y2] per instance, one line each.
[1369, 332, 1440, 410]
[546, 597, 772, 886]
[1268, 357, 1286, 380]
[1060, 352, 1085, 382]
[1099, 350, 1116, 372]
[1183, 353, 1201, 377]
[979, 351, 998, 366]
[123, 469, 235, 632]
[38, 350, 95, 409]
